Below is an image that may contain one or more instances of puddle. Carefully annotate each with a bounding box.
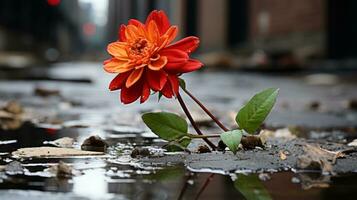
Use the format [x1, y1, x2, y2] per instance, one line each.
[1, 66, 357, 199]
[0, 123, 356, 199]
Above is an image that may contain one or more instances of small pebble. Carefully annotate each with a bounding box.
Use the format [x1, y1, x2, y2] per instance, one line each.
[291, 177, 301, 184]
[131, 147, 151, 158]
[81, 135, 108, 152]
[258, 173, 271, 181]
[197, 145, 211, 153]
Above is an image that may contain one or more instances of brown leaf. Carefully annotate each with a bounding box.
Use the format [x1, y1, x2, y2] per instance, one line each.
[297, 144, 344, 174]
[12, 147, 104, 158]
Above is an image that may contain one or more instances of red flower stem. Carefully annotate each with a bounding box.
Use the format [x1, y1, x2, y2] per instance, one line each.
[177, 93, 217, 150]
[182, 88, 229, 132]
[194, 173, 215, 200]
[188, 134, 220, 138]
[177, 173, 193, 200]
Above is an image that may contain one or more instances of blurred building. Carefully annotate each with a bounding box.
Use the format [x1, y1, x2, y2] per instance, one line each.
[107, 0, 357, 65]
[0, 0, 83, 66]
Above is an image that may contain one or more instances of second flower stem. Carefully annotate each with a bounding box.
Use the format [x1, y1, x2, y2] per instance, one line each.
[182, 87, 229, 132]
[177, 93, 217, 150]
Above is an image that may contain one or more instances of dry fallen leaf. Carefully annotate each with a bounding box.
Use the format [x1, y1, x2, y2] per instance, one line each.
[44, 137, 75, 148]
[12, 147, 104, 158]
[298, 173, 330, 190]
[297, 144, 344, 174]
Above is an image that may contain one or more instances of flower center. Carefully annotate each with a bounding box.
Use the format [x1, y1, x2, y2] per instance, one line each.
[130, 38, 149, 55]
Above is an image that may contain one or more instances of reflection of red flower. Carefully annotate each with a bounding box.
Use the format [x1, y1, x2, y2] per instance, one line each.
[104, 10, 202, 104]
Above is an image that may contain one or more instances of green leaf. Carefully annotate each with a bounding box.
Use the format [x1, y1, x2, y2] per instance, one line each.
[146, 166, 184, 181]
[158, 92, 163, 102]
[165, 136, 191, 152]
[179, 78, 186, 89]
[234, 174, 272, 200]
[236, 88, 279, 134]
[220, 130, 243, 154]
[142, 112, 188, 141]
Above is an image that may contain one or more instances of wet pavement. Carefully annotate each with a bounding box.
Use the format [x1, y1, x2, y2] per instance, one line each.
[1, 62, 357, 199]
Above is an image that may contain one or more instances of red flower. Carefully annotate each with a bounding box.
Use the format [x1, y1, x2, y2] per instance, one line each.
[104, 10, 202, 104]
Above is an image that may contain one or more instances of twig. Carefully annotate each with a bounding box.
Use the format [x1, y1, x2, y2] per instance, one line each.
[177, 173, 194, 200]
[177, 93, 216, 150]
[182, 88, 229, 132]
[194, 174, 215, 200]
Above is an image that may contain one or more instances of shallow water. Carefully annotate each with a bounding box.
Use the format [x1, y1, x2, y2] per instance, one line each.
[1, 62, 357, 199]
[0, 123, 356, 200]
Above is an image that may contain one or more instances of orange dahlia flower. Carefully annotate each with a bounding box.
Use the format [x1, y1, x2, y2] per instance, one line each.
[104, 10, 202, 104]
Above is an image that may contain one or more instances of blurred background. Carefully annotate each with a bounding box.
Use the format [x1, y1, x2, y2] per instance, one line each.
[1, 1, 357, 199]
[0, 0, 357, 71]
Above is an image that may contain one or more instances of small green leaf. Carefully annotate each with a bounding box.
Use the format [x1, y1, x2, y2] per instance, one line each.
[234, 174, 272, 200]
[220, 130, 243, 154]
[236, 88, 279, 134]
[142, 112, 188, 141]
[158, 92, 163, 102]
[165, 136, 191, 152]
[179, 78, 186, 89]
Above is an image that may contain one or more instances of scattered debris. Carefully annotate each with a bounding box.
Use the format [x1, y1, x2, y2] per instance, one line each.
[346, 99, 357, 110]
[347, 139, 357, 147]
[197, 145, 211, 153]
[296, 144, 344, 174]
[291, 177, 301, 184]
[305, 74, 339, 86]
[217, 140, 227, 151]
[2, 101, 23, 115]
[240, 135, 265, 150]
[34, 87, 60, 97]
[5, 161, 24, 175]
[131, 147, 151, 158]
[298, 173, 330, 190]
[0, 140, 17, 145]
[12, 147, 103, 158]
[81, 135, 108, 152]
[308, 101, 320, 111]
[260, 128, 296, 142]
[0, 101, 24, 130]
[258, 173, 271, 181]
[279, 150, 288, 160]
[48, 161, 73, 178]
[44, 137, 75, 148]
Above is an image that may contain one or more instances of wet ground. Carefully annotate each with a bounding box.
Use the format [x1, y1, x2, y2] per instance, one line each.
[1, 62, 357, 199]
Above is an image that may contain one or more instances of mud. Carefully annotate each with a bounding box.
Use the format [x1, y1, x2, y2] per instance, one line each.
[141, 138, 357, 174]
[1, 62, 357, 199]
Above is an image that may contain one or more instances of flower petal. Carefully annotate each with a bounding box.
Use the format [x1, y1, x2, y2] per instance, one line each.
[120, 81, 143, 104]
[119, 25, 126, 42]
[163, 26, 178, 44]
[180, 59, 203, 73]
[104, 58, 132, 73]
[129, 19, 144, 26]
[160, 49, 188, 63]
[161, 81, 173, 98]
[160, 49, 188, 72]
[146, 20, 160, 43]
[140, 82, 150, 103]
[126, 67, 144, 88]
[109, 71, 131, 91]
[148, 56, 167, 71]
[107, 42, 128, 58]
[145, 10, 170, 35]
[146, 70, 167, 91]
[125, 25, 142, 40]
[166, 36, 199, 54]
[168, 74, 179, 96]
